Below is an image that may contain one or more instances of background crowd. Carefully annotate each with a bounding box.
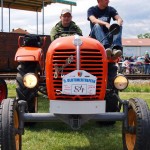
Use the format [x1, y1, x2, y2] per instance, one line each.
[118, 51, 150, 74]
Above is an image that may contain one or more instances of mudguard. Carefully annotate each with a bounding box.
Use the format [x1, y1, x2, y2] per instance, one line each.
[15, 47, 44, 70]
[15, 47, 43, 61]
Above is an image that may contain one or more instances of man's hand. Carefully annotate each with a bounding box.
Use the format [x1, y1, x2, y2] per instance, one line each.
[105, 22, 111, 29]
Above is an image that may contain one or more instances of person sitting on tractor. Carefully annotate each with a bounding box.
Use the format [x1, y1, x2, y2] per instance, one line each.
[87, 0, 123, 60]
[50, 8, 82, 42]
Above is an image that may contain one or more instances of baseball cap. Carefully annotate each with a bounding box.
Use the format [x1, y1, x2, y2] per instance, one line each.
[61, 8, 72, 15]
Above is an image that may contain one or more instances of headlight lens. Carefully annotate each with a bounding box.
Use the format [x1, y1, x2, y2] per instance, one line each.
[114, 75, 128, 90]
[23, 73, 38, 88]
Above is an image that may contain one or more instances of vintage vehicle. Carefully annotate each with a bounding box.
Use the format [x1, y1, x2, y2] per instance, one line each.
[0, 24, 150, 150]
[0, 78, 7, 102]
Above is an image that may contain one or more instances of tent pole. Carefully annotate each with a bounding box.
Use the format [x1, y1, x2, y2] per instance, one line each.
[70, 5, 72, 12]
[37, 11, 38, 35]
[1, 0, 3, 32]
[9, 8, 10, 32]
[42, 0, 44, 35]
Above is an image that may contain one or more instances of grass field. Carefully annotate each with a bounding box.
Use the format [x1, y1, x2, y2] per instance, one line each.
[7, 83, 150, 150]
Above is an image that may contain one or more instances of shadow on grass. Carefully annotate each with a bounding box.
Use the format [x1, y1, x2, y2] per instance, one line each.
[25, 120, 123, 150]
[23, 95, 123, 150]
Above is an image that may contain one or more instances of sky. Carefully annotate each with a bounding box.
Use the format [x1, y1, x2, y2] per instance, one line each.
[1, 0, 150, 38]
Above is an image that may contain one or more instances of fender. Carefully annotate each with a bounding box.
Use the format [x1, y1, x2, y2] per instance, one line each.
[15, 46, 44, 70]
[15, 46, 43, 62]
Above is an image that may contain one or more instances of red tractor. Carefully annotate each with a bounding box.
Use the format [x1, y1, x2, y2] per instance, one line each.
[0, 25, 150, 150]
[0, 78, 7, 103]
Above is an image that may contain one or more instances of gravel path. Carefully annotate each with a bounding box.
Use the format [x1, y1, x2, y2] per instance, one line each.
[129, 80, 150, 84]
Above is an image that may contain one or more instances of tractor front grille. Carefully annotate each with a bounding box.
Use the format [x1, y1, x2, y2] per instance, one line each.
[52, 48, 105, 100]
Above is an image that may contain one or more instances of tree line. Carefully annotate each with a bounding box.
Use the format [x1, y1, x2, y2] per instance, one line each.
[138, 33, 150, 39]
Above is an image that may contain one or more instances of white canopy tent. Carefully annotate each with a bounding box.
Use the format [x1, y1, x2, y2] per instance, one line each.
[0, 0, 76, 34]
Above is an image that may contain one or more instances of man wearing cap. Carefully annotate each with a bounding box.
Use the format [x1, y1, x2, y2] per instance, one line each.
[87, 0, 123, 60]
[50, 8, 82, 41]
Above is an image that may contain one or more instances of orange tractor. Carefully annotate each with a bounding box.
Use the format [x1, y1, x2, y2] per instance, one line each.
[0, 25, 150, 150]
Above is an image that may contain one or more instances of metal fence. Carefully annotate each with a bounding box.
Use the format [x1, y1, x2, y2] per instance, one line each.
[118, 62, 145, 75]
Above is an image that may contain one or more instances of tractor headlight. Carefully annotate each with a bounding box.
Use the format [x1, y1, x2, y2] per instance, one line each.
[114, 75, 128, 90]
[23, 73, 38, 88]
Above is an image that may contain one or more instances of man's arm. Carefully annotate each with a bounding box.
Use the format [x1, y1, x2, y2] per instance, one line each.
[75, 25, 83, 35]
[50, 27, 57, 42]
[114, 15, 123, 26]
[89, 15, 111, 29]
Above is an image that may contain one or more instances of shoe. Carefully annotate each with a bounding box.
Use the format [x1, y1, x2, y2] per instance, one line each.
[106, 48, 112, 59]
[112, 45, 123, 51]
[112, 49, 122, 60]
[104, 44, 110, 49]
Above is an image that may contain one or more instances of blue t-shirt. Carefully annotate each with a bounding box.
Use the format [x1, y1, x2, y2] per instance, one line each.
[87, 5, 118, 31]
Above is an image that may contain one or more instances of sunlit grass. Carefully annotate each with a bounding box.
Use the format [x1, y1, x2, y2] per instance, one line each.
[124, 80, 150, 92]
[7, 83, 16, 98]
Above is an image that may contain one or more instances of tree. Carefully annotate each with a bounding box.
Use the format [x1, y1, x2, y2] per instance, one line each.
[138, 33, 150, 39]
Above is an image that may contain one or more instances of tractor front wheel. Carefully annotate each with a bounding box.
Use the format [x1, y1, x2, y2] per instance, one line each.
[122, 98, 150, 150]
[0, 98, 22, 150]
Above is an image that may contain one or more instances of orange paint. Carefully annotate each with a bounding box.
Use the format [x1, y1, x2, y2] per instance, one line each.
[46, 36, 108, 101]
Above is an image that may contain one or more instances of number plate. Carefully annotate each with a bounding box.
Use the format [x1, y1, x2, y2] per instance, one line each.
[62, 70, 97, 95]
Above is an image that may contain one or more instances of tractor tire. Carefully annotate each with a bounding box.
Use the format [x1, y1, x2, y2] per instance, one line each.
[0, 98, 22, 150]
[16, 62, 38, 113]
[105, 91, 119, 113]
[122, 98, 150, 150]
[0, 79, 7, 103]
[97, 63, 119, 126]
[97, 92, 119, 126]
[97, 90, 119, 126]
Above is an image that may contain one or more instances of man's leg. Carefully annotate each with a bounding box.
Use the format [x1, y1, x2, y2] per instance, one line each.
[90, 24, 113, 59]
[144, 64, 147, 74]
[148, 64, 150, 74]
[112, 26, 123, 50]
[90, 24, 110, 48]
[111, 26, 123, 60]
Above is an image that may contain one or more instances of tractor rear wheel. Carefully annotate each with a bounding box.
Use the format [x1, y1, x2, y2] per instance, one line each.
[16, 62, 38, 113]
[0, 79, 7, 103]
[0, 98, 22, 150]
[122, 98, 150, 150]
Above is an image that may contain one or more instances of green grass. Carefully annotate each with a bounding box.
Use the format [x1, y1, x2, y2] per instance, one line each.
[124, 80, 150, 92]
[6, 83, 150, 150]
[23, 122, 123, 150]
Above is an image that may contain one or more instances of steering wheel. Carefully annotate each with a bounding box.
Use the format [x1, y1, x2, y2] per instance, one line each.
[54, 31, 82, 40]
[109, 24, 120, 35]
